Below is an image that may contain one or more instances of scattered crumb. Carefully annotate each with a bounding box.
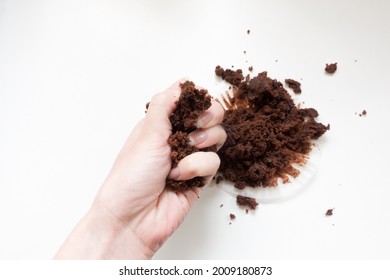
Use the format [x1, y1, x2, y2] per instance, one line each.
[275, 59, 278, 62]
[245, 209, 249, 214]
[285, 79, 302, 94]
[220, 204, 224, 208]
[247, 29, 250, 35]
[230, 213, 236, 220]
[236, 195, 258, 210]
[229, 222, 232, 225]
[248, 66, 253, 72]
[243, 50, 247, 54]
[358, 110, 367, 117]
[325, 63, 337, 74]
[326, 209, 334, 216]
[216, 176, 224, 184]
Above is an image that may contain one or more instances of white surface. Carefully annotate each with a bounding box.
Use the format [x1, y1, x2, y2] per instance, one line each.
[1, 0, 390, 259]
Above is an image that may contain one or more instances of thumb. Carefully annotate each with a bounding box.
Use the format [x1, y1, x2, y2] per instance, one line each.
[144, 78, 187, 137]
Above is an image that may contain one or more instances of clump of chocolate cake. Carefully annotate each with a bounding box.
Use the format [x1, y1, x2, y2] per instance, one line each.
[166, 81, 213, 191]
[285, 79, 302, 94]
[325, 63, 337, 74]
[236, 195, 258, 210]
[215, 66, 329, 189]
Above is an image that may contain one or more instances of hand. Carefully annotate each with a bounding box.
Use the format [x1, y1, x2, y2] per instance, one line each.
[54, 79, 226, 259]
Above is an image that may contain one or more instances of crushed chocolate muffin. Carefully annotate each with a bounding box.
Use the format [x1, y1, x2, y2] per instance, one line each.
[166, 81, 213, 191]
[325, 63, 337, 74]
[236, 195, 258, 210]
[216, 66, 329, 188]
[285, 79, 302, 94]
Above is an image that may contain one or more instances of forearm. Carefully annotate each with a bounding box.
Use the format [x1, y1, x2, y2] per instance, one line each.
[54, 202, 153, 260]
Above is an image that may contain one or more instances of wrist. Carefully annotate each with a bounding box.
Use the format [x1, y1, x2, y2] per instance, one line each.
[54, 200, 154, 259]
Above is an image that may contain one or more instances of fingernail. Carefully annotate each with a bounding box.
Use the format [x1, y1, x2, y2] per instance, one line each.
[188, 130, 208, 146]
[168, 167, 180, 179]
[196, 111, 213, 128]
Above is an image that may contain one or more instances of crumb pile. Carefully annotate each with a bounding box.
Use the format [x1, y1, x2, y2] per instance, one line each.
[166, 81, 214, 191]
[216, 66, 329, 189]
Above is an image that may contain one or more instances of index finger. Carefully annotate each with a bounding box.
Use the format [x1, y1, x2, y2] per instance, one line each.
[196, 100, 225, 129]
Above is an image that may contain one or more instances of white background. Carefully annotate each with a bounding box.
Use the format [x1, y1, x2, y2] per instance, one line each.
[1, 0, 390, 259]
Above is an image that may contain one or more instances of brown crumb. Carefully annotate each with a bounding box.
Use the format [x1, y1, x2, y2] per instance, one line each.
[247, 29, 250, 34]
[216, 176, 223, 184]
[285, 79, 302, 94]
[245, 209, 249, 214]
[362, 110, 367, 116]
[166, 81, 213, 191]
[325, 63, 337, 74]
[230, 213, 236, 220]
[220, 204, 224, 208]
[236, 195, 258, 210]
[244, 50, 246, 54]
[326, 209, 334, 216]
[248, 66, 253, 72]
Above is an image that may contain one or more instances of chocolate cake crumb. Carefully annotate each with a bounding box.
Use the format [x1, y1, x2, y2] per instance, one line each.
[216, 176, 224, 184]
[236, 195, 258, 210]
[325, 63, 337, 74]
[244, 50, 246, 54]
[217, 66, 329, 188]
[215, 65, 244, 86]
[326, 209, 334, 216]
[247, 29, 250, 34]
[285, 79, 302, 94]
[220, 204, 224, 208]
[230, 213, 236, 220]
[166, 81, 213, 191]
[248, 66, 253, 72]
[245, 209, 249, 214]
[362, 110, 367, 116]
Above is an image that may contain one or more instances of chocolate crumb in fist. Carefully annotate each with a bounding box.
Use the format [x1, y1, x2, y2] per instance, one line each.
[216, 66, 329, 189]
[325, 63, 337, 74]
[236, 195, 258, 210]
[166, 81, 214, 191]
[285, 79, 302, 94]
[326, 209, 334, 216]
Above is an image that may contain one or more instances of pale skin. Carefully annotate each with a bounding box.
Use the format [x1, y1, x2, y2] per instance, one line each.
[54, 79, 227, 259]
